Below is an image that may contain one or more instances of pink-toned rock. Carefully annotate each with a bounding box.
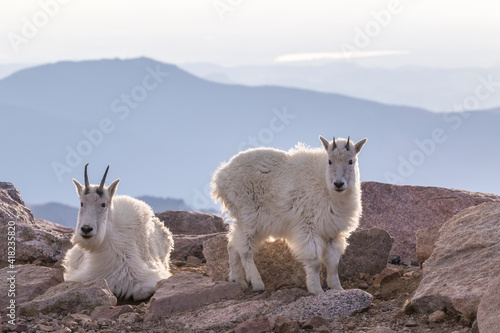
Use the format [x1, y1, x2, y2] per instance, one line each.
[373, 267, 402, 288]
[477, 275, 500, 333]
[19, 279, 117, 316]
[274, 316, 300, 333]
[360, 182, 500, 261]
[172, 233, 224, 261]
[90, 304, 134, 320]
[0, 265, 63, 312]
[0, 182, 73, 267]
[204, 228, 392, 290]
[144, 272, 243, 323]
[234, 316, 272, 333]
[416, 224, 442, 267]
[410, 202, 500, 317]
[155, 210, 228, 235]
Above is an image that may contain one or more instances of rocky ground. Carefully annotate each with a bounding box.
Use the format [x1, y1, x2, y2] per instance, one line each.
[6, 262, 471, 333]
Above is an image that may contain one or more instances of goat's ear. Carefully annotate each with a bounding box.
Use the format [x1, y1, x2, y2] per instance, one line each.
[108, 179, 120, 198]
[73, 179, 84, 196]
[355, 138, 367, 154]
[319, 136, 330, 151]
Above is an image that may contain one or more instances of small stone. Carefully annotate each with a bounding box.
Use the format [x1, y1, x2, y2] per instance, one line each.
[388, 255, 401, 265]
[404, 319, 418, 327]
[186, 255, 203, 266]
[302, 316, 328, 329]
[346, 321, 357, 330]
[428, 310, 446, 323]
[313, 325, 329, 332]
[54, 328, 72, 333]
[234, 316, 271, 333]
[358, 282, 369, 289]
[36, 324, 54, 332]
[274, 316, 300, 333]
[366, 327, 397, 333]
[118, 312, 141, 325]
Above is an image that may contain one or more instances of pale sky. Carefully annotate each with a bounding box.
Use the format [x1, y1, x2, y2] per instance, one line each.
[1, 0, 499, 68]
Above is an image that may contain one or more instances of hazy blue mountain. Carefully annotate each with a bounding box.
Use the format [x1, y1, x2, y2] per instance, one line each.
[28, 196, 192, 227]
[28, 202, 79, 228]
[1, 57, 499, 211]
[180, 62, 500, 111]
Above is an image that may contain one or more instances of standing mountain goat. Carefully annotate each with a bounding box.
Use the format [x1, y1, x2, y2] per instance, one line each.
[63, 164, 173, 301]
[211, 136, 367, 294]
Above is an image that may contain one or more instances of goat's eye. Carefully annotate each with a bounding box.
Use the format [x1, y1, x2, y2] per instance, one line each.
[80, 202, 83, 207]
[349, 160, 353, 165]
[101, 203, 106, 208]
[328, 160, 332, 165]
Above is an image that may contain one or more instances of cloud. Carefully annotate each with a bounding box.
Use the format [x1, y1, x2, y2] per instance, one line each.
[274, 50, 409, 63]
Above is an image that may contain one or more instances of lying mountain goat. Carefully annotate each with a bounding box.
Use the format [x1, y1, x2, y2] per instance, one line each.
[63, 164, 173, 301]
[211, 136, 367, 294]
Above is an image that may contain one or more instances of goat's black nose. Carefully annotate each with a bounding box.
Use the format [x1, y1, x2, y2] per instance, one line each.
[334, 181, 345, 189]
[81, 225, 93, 234]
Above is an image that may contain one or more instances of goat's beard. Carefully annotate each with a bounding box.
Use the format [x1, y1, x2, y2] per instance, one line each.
[72, 226, 106, 252]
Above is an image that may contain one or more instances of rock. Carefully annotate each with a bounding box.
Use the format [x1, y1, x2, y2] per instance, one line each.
[234, 316, 272, 333]
[155, 210, 228, 235]
[144, 272, 243, 323]
[186, 255, 203, 266]
[339, 227, 394, 279]
[373, 267, 402, 288]
[477, 275, 500, 333]
[270, 289, 373, 322]
[302, 316, 329, 329]
[428, 310, 446, 323]
[36, 324, 54, 332]
[204, 228, 392, 290]
[410, 202, 500, 318]
[0, 265, 63, 312]
[360, 181, 500, 261]
[274, 316, 300, 333]
[416, 224, 442, 267]
[470, 320, 479, 333]
[90, 305, 134, 320]
[366, 327, 397, 333]
[172, 233, 223, 261]
[404, 319, 418, 327]
[0, 183, 73, 266]
[388, 255, 401, 265]
[19, 279, 117, 316]
[118, 312, 140, 325]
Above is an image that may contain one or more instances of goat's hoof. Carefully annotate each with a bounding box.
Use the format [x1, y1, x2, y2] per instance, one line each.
[255, 289, 265, 294]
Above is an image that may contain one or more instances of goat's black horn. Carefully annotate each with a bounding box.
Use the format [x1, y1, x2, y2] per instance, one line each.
[346, 136, 351, 151]
[332, 137, 337, 150]
[84, 163, 90, 194]
[98, 165, 109, 194]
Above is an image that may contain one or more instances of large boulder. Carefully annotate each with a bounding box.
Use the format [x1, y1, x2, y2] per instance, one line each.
[410, 202, 500, 318]
[172, 233, 223, 261]
[203, 228, 393, 290]
[0, 265, 63, 313]
[20, 279, 117, 316]
[415, 224, 442, 267]
[477, 275, 500, 333]
[360, 181, 500, 261]
[144, 272, 243, 323]
[0, 182, 73, 267]
[155, 210, 228, 235]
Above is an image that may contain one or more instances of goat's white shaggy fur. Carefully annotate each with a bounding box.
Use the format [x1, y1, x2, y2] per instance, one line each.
[211, 136, 367, 294]
[63, 167, 173, 301]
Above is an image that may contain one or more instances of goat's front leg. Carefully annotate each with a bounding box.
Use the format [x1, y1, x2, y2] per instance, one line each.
[323, 238, 345, 290]
[302, 259, 323, 295]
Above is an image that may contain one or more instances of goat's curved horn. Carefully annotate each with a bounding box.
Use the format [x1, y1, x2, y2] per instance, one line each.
[346, 136, 351, 151]
[98, 165, 110, 194]
[332, 137, 337, 150]
[84, 163, 90, 194]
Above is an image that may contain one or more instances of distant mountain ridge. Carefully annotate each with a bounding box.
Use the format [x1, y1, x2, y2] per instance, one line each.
[28, 196, 193, 228]
[1, 57, 499, 209]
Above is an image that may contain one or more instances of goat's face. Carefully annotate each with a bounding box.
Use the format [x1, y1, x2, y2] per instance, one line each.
[72, 164, 120, 251]
[319, 136, 367, 193]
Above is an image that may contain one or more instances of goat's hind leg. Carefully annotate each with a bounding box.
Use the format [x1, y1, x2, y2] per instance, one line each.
[227, 239, 248, 289]
[229, 232, 265, 292]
